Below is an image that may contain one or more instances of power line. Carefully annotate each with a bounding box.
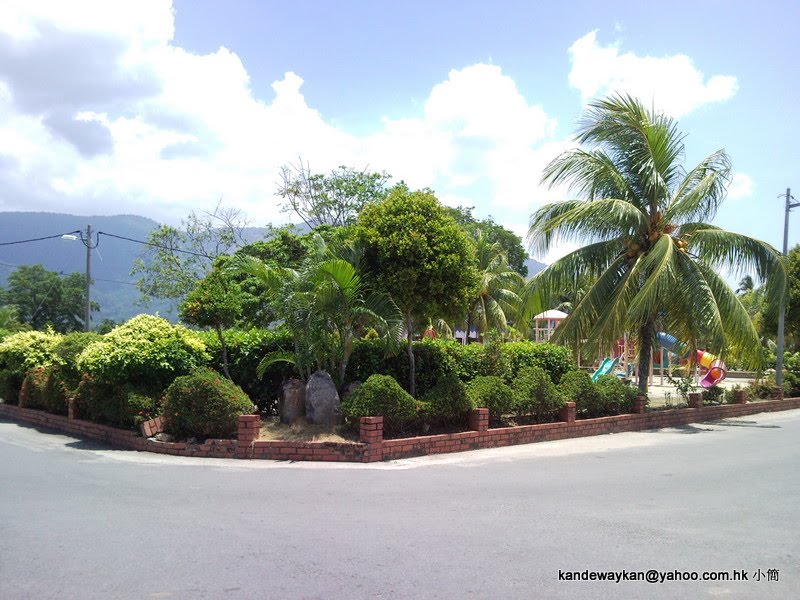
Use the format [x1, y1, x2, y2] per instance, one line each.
[97, 231, 209, 258]
[94, 276, 139, 287]
[0, 230, 81, 246]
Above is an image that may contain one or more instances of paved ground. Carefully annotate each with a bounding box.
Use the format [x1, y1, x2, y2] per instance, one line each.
[1, 410, 798, 600]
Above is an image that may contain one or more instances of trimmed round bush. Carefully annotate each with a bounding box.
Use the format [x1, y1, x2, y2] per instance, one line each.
[340, 374, 418, 434]
[558, 370, 598, 417]
[162, 368, 255, 440]
[594, 374, 636, 416]
[421, 372, 474, 427]
[77, 315, 209, 390]
[513, 365, 563, 422]
[467, 375, 516, 421]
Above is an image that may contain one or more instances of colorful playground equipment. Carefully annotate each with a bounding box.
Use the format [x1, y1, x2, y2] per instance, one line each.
[591, 356, 621, 381]
[655, 332, 727, 388]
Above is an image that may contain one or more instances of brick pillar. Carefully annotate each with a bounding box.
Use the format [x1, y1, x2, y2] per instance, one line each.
[733, 390, 747, 404]
[688, 392, 702, 410]
[469, 408, 489, 431]
[359, 416, 384, 443]
[559, 401, 576, 423]
[632, 396, 647, 414]
[67, 397, 75, 420]
[360, 416, 384, 463]
[237, 414, 260, 445]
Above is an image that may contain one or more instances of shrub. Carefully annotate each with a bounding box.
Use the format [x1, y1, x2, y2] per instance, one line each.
[162, 368, 255, 440]
[345, 339, 455, 397]
[702, 385, 725, 405]
[594, 375, 637, 416]
[467, 375, 516, 421]
[199, 327, 295, 413]
[558, 370, 600, 418]
[501, 342, 575, 384]
[0, 330, 63, 404]
[19, 367, 50, 410]
[75, 375, 161, 429]
[52, 332, 101, 388]
[340, 374, 419, 434]
[42, 369, 70, 415]
[513, 366, 563, 422]
[421, 372, 474, 427]
[77, 315, 209, 390]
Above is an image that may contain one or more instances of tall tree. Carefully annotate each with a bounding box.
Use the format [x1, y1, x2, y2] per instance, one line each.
[278, 160, 391, 229]
[527, 94, 785, 395]
[466, 231, 524, 339]
[446, 206, 529, 276]
[131, 203, 250, 305]
[358, 186, 479, 395]
[3, 265, 98, 332]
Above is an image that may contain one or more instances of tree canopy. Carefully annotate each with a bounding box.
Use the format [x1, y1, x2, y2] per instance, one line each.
[358, 185, 478, 395]
[1, 264, 98, 333]
[527, 94, 786, 394]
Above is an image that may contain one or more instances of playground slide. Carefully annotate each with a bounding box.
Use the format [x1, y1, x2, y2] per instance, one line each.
[655, 332, 726, 388]
[592, 356, 620, 382]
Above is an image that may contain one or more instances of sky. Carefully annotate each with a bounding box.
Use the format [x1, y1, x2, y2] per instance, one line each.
[0, 0, 798, 264]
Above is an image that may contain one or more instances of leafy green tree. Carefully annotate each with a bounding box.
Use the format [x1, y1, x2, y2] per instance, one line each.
[278, 160, 391, 229]
[0, 305, 30, 334]
[179, 269, 244, 379]
[358, 186, 479, 395]
[785, 245, 800, 350]
[2, 265, 98, 332]
[447, 206, 529, 276]
[527, 94, 785, 395]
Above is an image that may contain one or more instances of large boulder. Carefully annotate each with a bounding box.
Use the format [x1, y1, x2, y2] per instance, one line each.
[305, 371, 341, 426]
[280, 379, 306, 424]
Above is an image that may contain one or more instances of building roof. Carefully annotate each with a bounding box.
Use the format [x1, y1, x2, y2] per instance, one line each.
[533, 309, 569, 321]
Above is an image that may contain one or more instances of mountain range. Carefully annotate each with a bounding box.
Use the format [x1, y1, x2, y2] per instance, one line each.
[0, 211, 546, 325]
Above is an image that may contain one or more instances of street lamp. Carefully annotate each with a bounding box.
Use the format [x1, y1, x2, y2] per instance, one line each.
[776, 188, 799, 388]
[62, 225, 94, 332]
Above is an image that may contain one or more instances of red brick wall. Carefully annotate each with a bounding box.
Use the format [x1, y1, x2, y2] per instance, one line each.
[2, 397, 800, 464]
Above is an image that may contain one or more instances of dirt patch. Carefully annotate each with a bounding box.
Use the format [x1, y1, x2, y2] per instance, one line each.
[258, 417, 358, 443]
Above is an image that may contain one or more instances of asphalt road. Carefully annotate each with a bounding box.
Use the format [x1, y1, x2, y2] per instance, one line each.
[1, 410, 799, 600]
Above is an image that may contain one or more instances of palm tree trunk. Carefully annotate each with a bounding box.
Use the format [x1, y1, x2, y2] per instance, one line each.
[406, 311, 416, 397]
[637, 319, 655, 395]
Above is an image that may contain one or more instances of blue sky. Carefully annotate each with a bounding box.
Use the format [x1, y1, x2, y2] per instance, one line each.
[0, 0, 798, 264]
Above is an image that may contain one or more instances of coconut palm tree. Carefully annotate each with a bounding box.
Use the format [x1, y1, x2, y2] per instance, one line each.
[465, 231, 524, 340]
[526, 94, 786, 395]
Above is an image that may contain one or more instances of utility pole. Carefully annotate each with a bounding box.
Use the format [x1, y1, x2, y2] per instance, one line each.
[776, 188, 799, 387]
[84, 224, 92, 332]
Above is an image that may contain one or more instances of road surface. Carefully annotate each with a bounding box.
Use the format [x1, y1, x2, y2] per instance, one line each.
[1, 410, 798, 599]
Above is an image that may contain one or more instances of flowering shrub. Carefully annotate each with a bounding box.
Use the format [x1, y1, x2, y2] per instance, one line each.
[77, 315, 209, 390]
[162, 368, 255, 440]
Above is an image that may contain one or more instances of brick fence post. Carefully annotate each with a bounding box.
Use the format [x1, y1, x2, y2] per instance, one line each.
[559, 401, 576, 423]
[733, 390, 747, 404]
[688, 392, 702, 410]
[237, 414, 260, 448]
[632, 396, 647, 414]
[360, 416, 384, 463]
[469, 408, 489, 432]
[67, 397, 75, 420]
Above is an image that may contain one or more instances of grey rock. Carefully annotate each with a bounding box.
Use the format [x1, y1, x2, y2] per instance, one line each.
[341, 381, 362, 400]
[155, 432, 172, 443]
[305, 371, 341, 426]
[280, 379, 306, 424]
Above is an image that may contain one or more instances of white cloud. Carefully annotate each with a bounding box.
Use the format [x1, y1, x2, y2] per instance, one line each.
[568, 30, 738, 118]
[727, 172, 754, 200]
[0, 3, 563, 231]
